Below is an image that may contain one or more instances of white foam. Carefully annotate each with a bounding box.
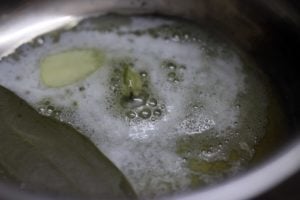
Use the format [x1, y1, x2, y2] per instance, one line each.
[119, 16, 174, 32]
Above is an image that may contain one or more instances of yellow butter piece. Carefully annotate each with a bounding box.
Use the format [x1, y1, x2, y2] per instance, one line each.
[40, 49, 105, 87]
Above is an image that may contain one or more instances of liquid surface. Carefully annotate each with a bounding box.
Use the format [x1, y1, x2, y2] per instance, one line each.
[0, 15, 283, 198]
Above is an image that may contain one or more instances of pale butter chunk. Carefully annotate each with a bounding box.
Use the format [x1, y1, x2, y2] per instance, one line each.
[40, 49, 105, 87]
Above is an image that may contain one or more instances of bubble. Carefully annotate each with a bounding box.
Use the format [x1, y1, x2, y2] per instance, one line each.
[172, 35, 180, 42]
[79, 86, 85, 91]
[110, 85, 116, 92]
[47, 105, 55, 114]
[148, 98, 157, 107]
[162, 61, 177, 71]
[167, 62, 177, 70]
[174, 78, 181, 83]
[160, 104, 166, 110]
[111, 77, 120, 84]
[126, 110, 137, 119]
[53, 110, 62, 117]
[167, 72, 176, 82]
[168, 65, 176, 71]
[179, 65, 186, 71]
[201, 150, 214, 158]
[37, 38, 44, 45]
[138, 108, 152, 119]
[193, 105, 199, 109]
[140, 71, 148, 77]
[38, 107, 46, 113]
[121, 91, 149, 109]
[203, 124, 210, 129]
[153, 109, 162, 117]
[239, 142, 250, 152]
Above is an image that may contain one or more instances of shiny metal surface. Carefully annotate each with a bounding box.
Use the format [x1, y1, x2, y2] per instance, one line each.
[0, 0, 299, 199]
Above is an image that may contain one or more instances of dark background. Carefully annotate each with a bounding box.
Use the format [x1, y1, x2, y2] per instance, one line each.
[254, 172, 300, 200]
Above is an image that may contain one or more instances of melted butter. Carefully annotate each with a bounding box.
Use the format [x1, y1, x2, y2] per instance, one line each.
[0, 15, 286, 198]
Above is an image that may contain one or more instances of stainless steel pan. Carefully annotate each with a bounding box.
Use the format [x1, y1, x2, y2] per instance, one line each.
[0, 0, 299, 199]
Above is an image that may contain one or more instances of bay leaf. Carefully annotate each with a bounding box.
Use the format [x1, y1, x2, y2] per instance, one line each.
[122, 63, 143, 98]
[0, 86, 136, 199]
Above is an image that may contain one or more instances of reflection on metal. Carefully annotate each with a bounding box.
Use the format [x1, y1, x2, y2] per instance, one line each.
[0, 16, 79, 57]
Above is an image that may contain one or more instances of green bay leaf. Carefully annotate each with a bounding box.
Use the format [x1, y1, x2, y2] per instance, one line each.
[0, 86, 136, 199]
[122, 64, 143, 97]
